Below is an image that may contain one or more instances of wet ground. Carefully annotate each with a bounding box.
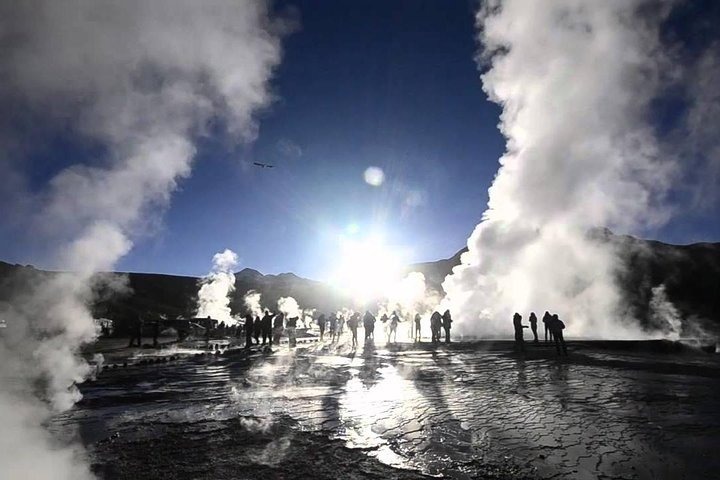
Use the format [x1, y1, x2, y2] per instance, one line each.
[53, 335, 720, 479]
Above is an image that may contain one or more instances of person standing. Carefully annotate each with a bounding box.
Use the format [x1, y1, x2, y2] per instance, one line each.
[430, 311, 442, 343]
[272, 312, 284, 345]
[542, 311, 553, 343]
[529, 312, 539, 344]
[244, 313, 254, 348]
[442, 310, 453, 344]
[128, 314, 143, 348]
[329, 313, 338, 343]
[363, 310, 376, 341]
[286, 316, 298, 348]
[260, 310, 273, 345]
[388, 311, 400, 343]
[550, 314, 568, 356]
[253, 314, 262, 344]
[414, 313, 422, 342]
[317, 313, 326, 340]
[348, 312, 360, 348]
[513, 312, 528, 352]
[152, 320, 160, 348]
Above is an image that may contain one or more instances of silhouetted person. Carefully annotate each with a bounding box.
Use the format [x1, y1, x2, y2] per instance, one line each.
[329, 313, 339, 343]
[317, 313, 326, 340]
[244, 314, 254, 348]
[128, 315, 143, 347]
[253, 315, 262, 344]
[414, 313, 422, 342]
[388, 311, 400, 343]
[430, 311, 442, 343]
[152, 320, 160, 348]
[513, 312, 528, 352]
[442, 310, 453, 344]
[348, 312, 360, 348]
[204, 322, 211, 343]
[286, 316, 298, 348]
[363, 311, 376, 340]
[542, 311, 553, 343]
[338, 314, 345, 334]
[235, 323, 243, 339]
[529, 312, 538, 343]
[549, 314, 567, 356]
[261, 311, 273, 345]
[273, 313, 284, 345]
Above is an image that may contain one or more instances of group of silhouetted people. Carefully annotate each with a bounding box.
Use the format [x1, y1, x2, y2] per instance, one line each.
[243, 310, 299, 349]
[309, 309, 454, 346]
[127, 306, 570, 357]
[127, 316, 162, 348]
[513, 311, 567, 356]
[429, 310, 452, 343]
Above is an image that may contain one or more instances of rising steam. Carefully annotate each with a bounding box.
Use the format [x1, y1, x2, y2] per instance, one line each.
[278, 296, 301, 319]
[443, 0, 678, 338]
[197, 249, 240, 325]
[244, 290, 265, 317]
[0, 1, 287, 477]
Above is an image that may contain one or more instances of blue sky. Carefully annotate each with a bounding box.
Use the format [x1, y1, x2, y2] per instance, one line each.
[120, 0, 505, 279]
[2, 0, 719, 280]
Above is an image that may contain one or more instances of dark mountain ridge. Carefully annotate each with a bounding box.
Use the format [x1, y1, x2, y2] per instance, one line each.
[1, 232, 718, 335]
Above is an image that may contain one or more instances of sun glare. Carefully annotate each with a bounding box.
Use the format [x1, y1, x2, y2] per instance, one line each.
[330, 235, 404, 302]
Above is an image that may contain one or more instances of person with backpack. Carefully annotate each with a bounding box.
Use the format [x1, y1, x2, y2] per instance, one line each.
[363, 310, 376, 341]
[430, 311, 442, 343]
[542, 311, 553, 343]
[549, 314, 568, 356]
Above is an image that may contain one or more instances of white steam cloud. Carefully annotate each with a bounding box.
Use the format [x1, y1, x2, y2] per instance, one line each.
[197, 249, 240, 325]
[278, 296, 301, 319]
[244, 290, 265, 317]
[443, 0, 677, 338]
[383, 272, 441, 318]
[648, 284, 682, 340]
[0, 1, 287, 478]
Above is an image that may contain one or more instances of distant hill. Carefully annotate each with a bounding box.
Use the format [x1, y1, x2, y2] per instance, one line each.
[404, 248, 467, 291]
[608, 232, 720, 332]
[1, 231, 719, 335]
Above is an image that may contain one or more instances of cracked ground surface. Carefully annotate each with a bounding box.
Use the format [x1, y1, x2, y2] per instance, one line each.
[54, 339, 720, 479]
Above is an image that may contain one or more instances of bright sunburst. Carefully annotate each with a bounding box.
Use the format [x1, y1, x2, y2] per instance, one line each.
[329, 234, 404, 303]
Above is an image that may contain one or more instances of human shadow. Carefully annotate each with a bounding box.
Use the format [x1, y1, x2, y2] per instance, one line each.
[358, 341, 383, 389]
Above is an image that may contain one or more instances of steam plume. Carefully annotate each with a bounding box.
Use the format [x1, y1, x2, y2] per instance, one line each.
[244, 290, 264, 317]
[383, 272, 441, 319]
[0, 1, 287, 477]
[278, 296, 301, 319]
[196, 249, 240, 324]
[443, 1, 677, 338]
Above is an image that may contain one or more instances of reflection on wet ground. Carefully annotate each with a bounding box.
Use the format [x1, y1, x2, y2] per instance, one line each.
[55, 340, 720, 479]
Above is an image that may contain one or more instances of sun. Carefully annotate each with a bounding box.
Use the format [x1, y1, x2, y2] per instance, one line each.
[329, 235, 404, 303]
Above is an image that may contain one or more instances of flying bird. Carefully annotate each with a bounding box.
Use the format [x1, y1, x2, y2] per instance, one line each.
[253, 162, 275, 168]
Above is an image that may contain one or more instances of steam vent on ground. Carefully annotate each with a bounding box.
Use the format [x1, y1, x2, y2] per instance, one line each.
[1, 1, 719, 479]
